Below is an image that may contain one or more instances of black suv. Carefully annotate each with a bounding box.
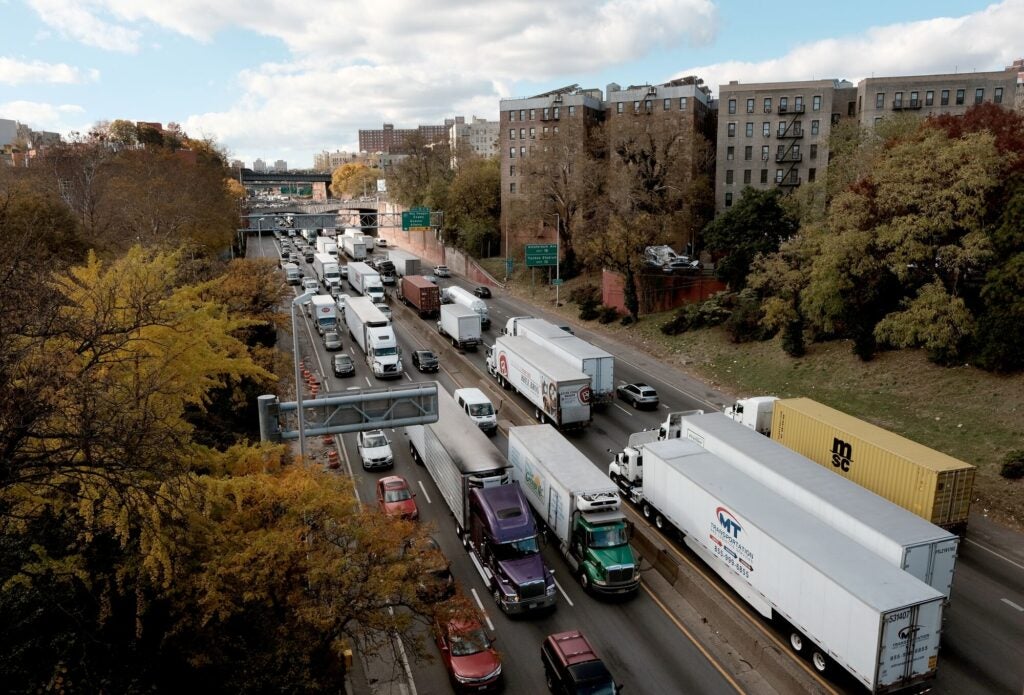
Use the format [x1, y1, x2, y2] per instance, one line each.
[412, 350, 439, 373]
[541, 631, 621, 694]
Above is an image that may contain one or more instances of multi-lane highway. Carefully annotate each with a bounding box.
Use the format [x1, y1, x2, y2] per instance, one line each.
[248, 230, 1024, 695]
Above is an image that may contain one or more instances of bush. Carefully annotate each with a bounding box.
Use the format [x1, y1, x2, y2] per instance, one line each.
[579, 301, 600, 321]
[619, 314, 635, 327]
[1001, 450, 1024, 480]
[724, 295, 772, 343]
[597, 305, 620, 324]
[569, 284, 601, 307]
[661, 292, 734, 336]
[781, 318, 806, 357]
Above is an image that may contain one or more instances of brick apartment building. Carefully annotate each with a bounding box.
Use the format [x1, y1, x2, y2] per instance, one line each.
[359, 118, 464, 154]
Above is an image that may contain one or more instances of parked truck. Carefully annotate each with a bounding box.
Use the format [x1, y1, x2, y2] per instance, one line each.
[388, 250, 421, 278]
[438, 304, 482, 350]
[313, 252, 342, 289]
[309, 295, 337, 335]
[505, 317, 615, 407]
[398, 275, 440, 318]
[444, 285, 490, 330]
[615, 438, 945, 693]
[347, 262, 385, 303]
[341, 234, 367, 261]
[723, 396, 975, 535]
[508, 425, 639, 596]
[343, 296, 403, 378]
[486, 336, 591, 429]
[652, 411, 959, 600]
[408, 391, 557, 614]
[315, 236, 337, 257]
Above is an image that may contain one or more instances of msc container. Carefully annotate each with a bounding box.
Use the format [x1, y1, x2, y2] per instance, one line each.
[770, 398, 975, 534]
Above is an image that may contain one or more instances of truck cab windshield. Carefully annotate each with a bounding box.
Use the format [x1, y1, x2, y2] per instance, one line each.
[492, 536, 539, 560]
[469, 403, 494, 417]
[374, 346, 397, 356]
[589, 527, 628, 549]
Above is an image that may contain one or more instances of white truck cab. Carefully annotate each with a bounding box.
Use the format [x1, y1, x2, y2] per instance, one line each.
[723, 396, 778, 435]
[367, 326, 403, 379]
[453, 387, 498, 436]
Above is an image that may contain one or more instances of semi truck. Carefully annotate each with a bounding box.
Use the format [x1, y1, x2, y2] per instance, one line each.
[652, 411, 959, 600]
[315, 236, 337, 257]
[615, 438, 945, 693]
[341, 234, 367, 261]
[438, 304, 482, 350]
[309, 295, 337, 335]
[505, 317, 615, 407]
[347, 262, 385, 303]
[724, 396, 975, 535]
[444, 285, 490, 330]
[408, 391, 557, 614]
[388, 250, 421, 278]
[283, 262, 301, 285]
[343, 296, 403, 378]
[398, 275, 440, 318]
[486, 336, 591, 430]
[508, 425, 639, 596]
[312, 252, 342, 289]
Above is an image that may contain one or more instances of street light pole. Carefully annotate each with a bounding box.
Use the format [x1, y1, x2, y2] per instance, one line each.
[291, 289, 316, 461]
[555, 212, 561, 307]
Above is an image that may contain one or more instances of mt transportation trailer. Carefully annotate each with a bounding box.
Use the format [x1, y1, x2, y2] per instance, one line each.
[615, 438, 944, 694]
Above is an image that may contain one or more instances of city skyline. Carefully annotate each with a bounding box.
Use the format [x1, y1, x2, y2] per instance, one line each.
[1, 0, 1021, 167]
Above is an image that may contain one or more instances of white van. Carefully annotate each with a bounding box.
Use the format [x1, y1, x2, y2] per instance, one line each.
[453, 387, 497, 436]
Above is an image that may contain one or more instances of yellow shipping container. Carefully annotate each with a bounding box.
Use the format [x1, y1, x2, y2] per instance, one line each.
[770, 398, 975, 534]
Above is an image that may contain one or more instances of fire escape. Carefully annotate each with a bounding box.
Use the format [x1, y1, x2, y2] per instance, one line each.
[775, 101, 804, 189]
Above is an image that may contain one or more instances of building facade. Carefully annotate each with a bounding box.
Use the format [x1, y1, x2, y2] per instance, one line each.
[252, 158, 266, 173]
[359, 118, 463, 154]
[273, 159, 287, 172]
[450, 116, 500, 166]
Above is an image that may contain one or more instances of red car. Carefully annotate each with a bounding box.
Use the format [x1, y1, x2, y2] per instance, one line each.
[376, 475, 419, 520]
[436, 618, 502, 692]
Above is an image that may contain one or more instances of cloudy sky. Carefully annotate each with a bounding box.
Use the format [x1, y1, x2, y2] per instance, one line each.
[2, 0, 1021, 168]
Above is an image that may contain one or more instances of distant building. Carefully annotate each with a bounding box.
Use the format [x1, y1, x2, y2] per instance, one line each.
[359, 118, 463, 154]
[273, 159, 287, 172]
[252, 158, 267, 173]
[313, 149, 372, 172]
[450, 116, 500, 167]
[0, 118, 18, 147]
[230, 159, 244, 169]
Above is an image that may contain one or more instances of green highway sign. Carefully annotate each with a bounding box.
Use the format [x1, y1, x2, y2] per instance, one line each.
[525, 243, 558, 267]
[551, 278, 563, 286]
[505, 258, 514, 274]
[402, 207, 431, 230]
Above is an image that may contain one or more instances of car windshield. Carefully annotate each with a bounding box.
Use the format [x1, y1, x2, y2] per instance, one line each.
[325, 332, 339, 341]
[448, 626, 489, 657]
[374, 346, 397, 356]
[384, 488, 411, 502]
[568, 663, 615, 695]
[590, 526, 628, 548]
[363, 434, 388, 448]
[468, 403, 493, 417]
[492, 536, 539, 560]
[335, 355, 351, 366]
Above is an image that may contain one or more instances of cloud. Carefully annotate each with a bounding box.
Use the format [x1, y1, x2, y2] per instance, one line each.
[28, 0, 142, 53]
[676, 0, 1024, 95]
[0, 100, 87, 133]
[0, 57, 99, 85]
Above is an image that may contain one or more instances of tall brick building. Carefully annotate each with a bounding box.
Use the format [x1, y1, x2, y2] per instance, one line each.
[359, 118, 464, 154]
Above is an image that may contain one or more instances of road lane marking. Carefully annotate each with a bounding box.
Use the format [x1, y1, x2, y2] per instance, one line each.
[417, 480, 432, 504]
[387, 606, 419, 695]
[470, 588, 495, 631]
[966, 538, 1024, 572]
[552, 576, 574, 607]
[613, 403, 634, 417]
[364, 377, 372, 387]
[1002, 598, 1024, 611]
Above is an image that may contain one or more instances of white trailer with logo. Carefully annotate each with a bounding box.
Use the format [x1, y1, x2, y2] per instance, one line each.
[632, 438, 944, 693]
[663, 412, 959, 601]
[486, 336, 591, 430]
[309, 294, 337, 335]
[507, 318, 615, 407]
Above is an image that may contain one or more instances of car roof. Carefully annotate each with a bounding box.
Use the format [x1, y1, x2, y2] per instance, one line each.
[416, 349, 435, 356]
[379, 475, 406, 488]
[546, 631, 599, 666]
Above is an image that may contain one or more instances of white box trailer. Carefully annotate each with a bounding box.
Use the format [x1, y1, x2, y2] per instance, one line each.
[313, 252, 341, 288]
[343, 296, 402, 377]
[309, 295, 337, 335]
[438, 304, 482, 350]
[347, 262, 385, 303]
[341, 234, 366, 260]
[486, 336, 591, 429]
[444, 285, 490, 330]
[387, 250, 421, 278]
[510, 318, 615, 406]
[641, 439, 944, 693]
[315, 237, 337, 257]
[670, 412, 958, 600]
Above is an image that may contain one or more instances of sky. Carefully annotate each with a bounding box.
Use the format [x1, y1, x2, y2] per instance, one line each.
[1, 0, 1021, 169]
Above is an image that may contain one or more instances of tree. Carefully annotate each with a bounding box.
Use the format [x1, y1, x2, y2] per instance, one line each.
[443, 157, 501, 256]
[331, 163, 384, 199]
[702, 187, 798, 290]
[107, 118, 139, 149]
[385, 132, 454, 209]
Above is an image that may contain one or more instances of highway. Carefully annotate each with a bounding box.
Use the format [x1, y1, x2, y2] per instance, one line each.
[248, 230, 1024, 694]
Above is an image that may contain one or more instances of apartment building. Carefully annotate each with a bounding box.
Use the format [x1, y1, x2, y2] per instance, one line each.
[716, 79, 856, 212]
[272, 159, 287, 172]
[450, 116, 500, 167]
[603, 76, 716, 138]
[252, 158, 266, 173]
[359, 118, 463, 154]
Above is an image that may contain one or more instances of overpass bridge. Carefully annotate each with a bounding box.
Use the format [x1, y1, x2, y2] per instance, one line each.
[239, 168, 333, 201]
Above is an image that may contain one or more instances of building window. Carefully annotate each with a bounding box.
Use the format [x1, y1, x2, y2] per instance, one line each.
[808, 168, 816, 183]
[810, 144, 818, 160]
[775, 169, 784, 183]
[995, 87, 1004, 104]
[519, 128, 525, 139]
[761, 145, 769, 161]
[744, 145, 752, 160]
[780, 97, 788, 111]
[509, 147, 515, 158]
[509, 110, 515, 122]
[725, 192, 733, 207]
[644, 100, 651, 112]
[760, 169, 768, 184]
[795, 96, 803, 110]
[633, 100, 640, 113]
[553, 106, 560, 118]
[509, 165, 515, 176]
[519, 110, 525, 120]
[764, 97, 772, 113]
[553, 126, 558, 134]
[956, 89, 965, 105]
[543, 126, 549, 135]
[542, 107, 549, 119]
[520, 146, 526, 156]
[728, 98, 736, 114]
[746, 122, 754, 137]
[926, 90, 934, 106]
[910, 91, 918, 106]
[728, 123, 736, 137]
[727, 146, 735, 161]
[510, 182, 516, 193]
[874, 116, 883, 125]
[679, 97, 688, 110]
[811, 119, 819, 135]
[726, 170, 734, 184]
[763, 122, 770, 137]
[617, 102, 624, 113]
[776, 144, 785, 159]
[875, 93, 884, 109]
[664, 98, 671, 110]
[893, 91, 903, 108]
[941, 90, 949, 106]
[746, 98, 755, 113]
[568, 105, 576, 116]
[529, 127, 535, 138]
[509, 129, 515, 139]
[529, 109, 535, 119]
[743, 169, 752, 184]
[974, 88, 984, 104]
[813, 95, 821, 111]
[778, 121, 787, 136]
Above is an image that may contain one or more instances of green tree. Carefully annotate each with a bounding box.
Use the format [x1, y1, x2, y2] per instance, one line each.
[331, 163, 384, 198]
[444, 157, 501, 256]
[385, 132, 454, 209]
